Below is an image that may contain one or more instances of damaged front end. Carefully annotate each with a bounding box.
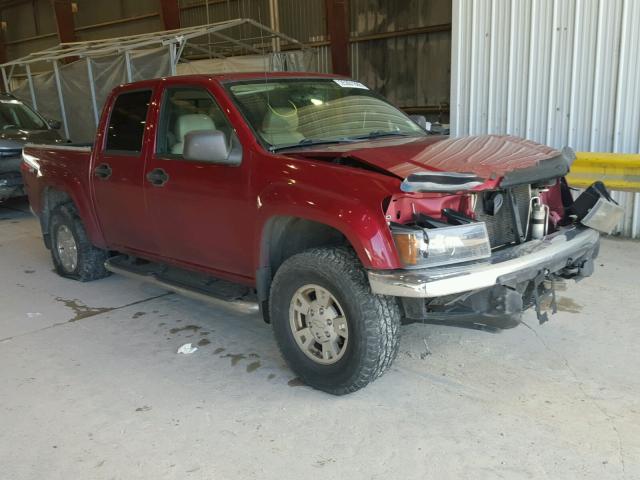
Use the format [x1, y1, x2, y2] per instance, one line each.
[371, 149, 621, 330]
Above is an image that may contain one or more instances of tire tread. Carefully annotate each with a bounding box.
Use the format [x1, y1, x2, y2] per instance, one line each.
[270, 247, 401, 395]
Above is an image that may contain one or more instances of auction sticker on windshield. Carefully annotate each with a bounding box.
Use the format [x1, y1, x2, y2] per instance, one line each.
[333, 79, 368, 89]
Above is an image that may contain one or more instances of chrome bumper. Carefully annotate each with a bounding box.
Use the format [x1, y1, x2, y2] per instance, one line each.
[368, 226, 600, 298]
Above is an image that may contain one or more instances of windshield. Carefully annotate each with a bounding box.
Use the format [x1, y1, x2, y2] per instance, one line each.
[227, 78, 425, 150]
[0, 98, 48, 131]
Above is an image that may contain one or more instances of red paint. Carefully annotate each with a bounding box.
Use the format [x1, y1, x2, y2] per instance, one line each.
[539, 180, 565, 228]
[21, 73, 568, 287]
[288, 134, 560, 179]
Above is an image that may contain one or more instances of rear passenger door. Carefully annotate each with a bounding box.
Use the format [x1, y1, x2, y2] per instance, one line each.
[92, 89, 158, 255]
[144, 85, 254, 281]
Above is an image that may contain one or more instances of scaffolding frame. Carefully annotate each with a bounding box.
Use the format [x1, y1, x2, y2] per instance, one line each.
[0, 18, 305, 138]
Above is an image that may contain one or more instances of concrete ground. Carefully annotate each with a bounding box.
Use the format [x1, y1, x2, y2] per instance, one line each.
[1, 198, 639, 480]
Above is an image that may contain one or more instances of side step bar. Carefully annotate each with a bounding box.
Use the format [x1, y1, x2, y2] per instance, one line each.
[105, 256, 259, 315]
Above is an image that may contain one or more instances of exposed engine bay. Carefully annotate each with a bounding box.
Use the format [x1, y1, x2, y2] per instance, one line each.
[383, 177, 621, 330]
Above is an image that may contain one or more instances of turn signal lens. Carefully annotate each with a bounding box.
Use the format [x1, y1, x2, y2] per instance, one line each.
[392, 230, 428, 266]
[392, 223, 492, 268]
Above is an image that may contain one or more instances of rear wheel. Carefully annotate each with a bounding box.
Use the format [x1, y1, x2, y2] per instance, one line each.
[269, 247, 401, 395]
[49, 203, 110, 281]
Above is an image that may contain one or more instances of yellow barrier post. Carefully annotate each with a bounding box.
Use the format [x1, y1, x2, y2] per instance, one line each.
[568, 153, 640, 192]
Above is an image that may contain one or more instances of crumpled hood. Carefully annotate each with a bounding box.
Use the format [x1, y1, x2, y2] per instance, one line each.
[287, 134, 562, 180]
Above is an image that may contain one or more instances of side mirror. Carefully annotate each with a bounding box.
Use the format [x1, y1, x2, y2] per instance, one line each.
[409, 114, 429, 130]
[47, 119, 62, 130]
[183, 130, 242, 166]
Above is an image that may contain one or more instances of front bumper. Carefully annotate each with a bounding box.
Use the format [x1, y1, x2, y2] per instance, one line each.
[368, 226, 599, 299]
[0, 172, 24, 200]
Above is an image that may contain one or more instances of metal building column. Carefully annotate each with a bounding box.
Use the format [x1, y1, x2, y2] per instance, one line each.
[51, 0, 76, 44]
[325, 0, 350, 76]
[0, 27, 7, 92]
[269, 0, 281, 52]
[159, 0, 181, 31]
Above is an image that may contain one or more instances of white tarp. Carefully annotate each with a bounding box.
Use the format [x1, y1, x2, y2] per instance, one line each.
[11, 49, 309, 143]
[177, 50, 312, 75]
[12, 47, 172, 142]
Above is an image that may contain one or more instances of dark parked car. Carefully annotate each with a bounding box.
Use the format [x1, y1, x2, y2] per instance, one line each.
[0, 93, 65, 201]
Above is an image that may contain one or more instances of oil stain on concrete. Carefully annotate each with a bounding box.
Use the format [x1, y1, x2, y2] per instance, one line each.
[246, 361, 261, 373]
[557, 297, 583, 314]
[197, 338, 210, 347]
[169, 325, 202, 334]
[55, 297, 113, 322]
[221, 353, 246, 366]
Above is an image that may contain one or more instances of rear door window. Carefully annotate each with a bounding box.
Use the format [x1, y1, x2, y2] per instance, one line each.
[105, 90, 152, 153]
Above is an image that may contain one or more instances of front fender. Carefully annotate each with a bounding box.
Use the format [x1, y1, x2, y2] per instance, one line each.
[254, 179, 402, 270]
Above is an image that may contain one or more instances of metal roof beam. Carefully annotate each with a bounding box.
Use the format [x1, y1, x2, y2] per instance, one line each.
[0, 18, 306, 68]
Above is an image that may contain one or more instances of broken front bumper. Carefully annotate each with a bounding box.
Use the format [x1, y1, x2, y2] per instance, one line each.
[368, 226, 599, 299]
[369, 226, 599, 329]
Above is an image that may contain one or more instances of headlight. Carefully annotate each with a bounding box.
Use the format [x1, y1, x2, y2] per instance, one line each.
[580, 197, 624, 234]
[392, 223, 492, 268]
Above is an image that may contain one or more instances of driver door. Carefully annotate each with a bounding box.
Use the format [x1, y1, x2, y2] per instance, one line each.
[144, 85, 254, 281]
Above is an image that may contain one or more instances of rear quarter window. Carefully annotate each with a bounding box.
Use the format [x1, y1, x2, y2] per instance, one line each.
[105, 90, 152, 153]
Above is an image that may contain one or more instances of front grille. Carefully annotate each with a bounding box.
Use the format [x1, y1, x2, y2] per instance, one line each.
[475, 185, 531, 248]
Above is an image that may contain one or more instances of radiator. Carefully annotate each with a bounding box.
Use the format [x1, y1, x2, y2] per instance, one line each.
[475, 185, 531, 248]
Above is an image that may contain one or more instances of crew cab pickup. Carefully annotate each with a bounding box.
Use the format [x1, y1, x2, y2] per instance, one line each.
[21, 73, 621, 394]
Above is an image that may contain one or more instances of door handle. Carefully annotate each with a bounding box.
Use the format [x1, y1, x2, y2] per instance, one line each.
[94, 163, 112, 180]
[146, 168, 169, 187]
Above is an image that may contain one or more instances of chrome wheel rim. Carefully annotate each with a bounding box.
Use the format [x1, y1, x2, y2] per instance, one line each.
[56, 225, 78, 272]
[289, 284, 349, 365]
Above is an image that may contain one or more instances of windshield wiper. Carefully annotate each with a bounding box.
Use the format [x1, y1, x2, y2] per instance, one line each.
[348, 131, 412, 140]
[273, 138, 353, 152]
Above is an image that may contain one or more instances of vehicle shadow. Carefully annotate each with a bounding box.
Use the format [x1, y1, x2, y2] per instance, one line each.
[0, 197, 31, 218]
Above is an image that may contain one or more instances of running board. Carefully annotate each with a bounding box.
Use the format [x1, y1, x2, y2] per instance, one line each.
[104, 255, 259, 315]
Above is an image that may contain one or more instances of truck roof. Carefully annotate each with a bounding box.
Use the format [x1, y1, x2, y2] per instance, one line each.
[115, 71, 344, 91]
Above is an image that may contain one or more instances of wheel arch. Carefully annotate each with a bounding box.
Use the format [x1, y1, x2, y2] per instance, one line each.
[40, 186, 105, 249]
[40, 187, 74, 249]
[256, 215, 353, 307]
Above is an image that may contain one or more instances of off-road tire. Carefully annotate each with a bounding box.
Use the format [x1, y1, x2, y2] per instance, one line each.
[269, 247, 401, 395]
[49, 203, 110, 281]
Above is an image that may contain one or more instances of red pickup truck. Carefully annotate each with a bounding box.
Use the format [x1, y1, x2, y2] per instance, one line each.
[21, 72, 618, 394]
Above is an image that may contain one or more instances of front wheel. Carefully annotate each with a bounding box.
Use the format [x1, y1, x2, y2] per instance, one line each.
[269, 247, 401, 395]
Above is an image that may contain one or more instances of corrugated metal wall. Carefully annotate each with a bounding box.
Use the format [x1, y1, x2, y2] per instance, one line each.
[451, 0, 640, 238]
[0, 0, 58, 73]
[2, 0, 452, 115]
[350, 0, 451, 118]
[74, 0, 162, 42]
[175, 0, 451, 115]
